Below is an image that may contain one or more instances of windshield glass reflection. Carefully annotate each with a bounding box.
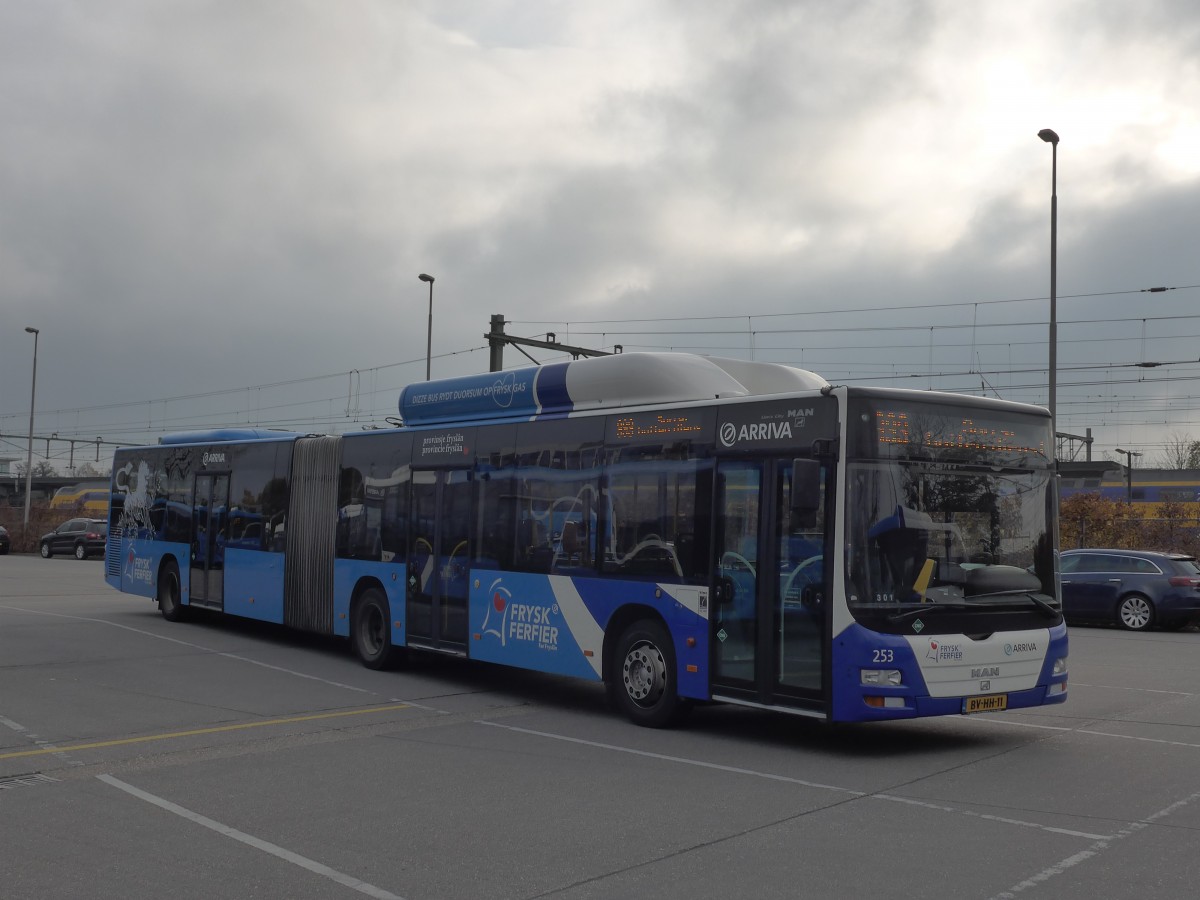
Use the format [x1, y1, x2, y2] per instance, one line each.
[846, 461, 1056, 614]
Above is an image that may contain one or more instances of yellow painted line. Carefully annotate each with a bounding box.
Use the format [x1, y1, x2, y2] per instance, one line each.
[0, 703, 411, 761]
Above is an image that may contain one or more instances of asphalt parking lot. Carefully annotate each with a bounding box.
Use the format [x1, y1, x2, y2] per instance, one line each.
[3, 554, 1200, 900]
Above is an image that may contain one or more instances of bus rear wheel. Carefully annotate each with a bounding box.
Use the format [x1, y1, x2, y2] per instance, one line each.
[352, 588, 402, 670]
[158, 561, 187, 622]
[610, 619, 686, 728]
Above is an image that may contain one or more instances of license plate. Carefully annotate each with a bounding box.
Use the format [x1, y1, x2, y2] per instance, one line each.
[963, 694, 1008, 714]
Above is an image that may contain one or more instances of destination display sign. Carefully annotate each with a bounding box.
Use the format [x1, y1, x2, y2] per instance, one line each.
[851, 398, 1051, 465]
[605, 407, 716, 445]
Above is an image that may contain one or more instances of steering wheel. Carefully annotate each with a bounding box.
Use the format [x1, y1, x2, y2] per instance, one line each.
[720, 551, 756, 577]
[446, 539, 468, 577]
[782, 555, 822, 600]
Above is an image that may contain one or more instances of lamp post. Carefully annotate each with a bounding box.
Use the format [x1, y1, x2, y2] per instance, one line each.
[1038, 128, 1059, 458]
[418, 273, 435, 381]
[1114, 447, 1141, 502]
[23, 326, 39, 529]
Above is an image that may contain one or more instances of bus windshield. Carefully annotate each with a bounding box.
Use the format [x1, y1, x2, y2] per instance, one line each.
[845, 396, 1057, 621]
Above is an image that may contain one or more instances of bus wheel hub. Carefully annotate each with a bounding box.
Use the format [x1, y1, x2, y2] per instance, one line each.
[623, 642, 665, 703]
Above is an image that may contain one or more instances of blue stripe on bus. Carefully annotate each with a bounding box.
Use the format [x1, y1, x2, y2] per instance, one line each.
[533, 362, 572, 415]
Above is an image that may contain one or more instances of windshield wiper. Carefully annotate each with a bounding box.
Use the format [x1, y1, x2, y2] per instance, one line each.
[1023, 593, 1060, 619]
[887, 592, 1059, 624]
[968, 590, 1059, 619]
[888, 603, 971, 623]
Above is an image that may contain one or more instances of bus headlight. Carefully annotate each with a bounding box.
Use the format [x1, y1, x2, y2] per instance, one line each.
[1052, 657, 1067, 676]
[861, 669, 902, 686]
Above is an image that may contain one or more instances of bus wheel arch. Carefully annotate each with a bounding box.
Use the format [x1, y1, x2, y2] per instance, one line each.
[606, 611, 688, 728]
[157, 557, 188, 622]
[350, 581, 404, 670]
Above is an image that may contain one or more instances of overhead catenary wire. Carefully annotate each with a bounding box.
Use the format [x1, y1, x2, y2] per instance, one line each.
[6, 282, 1200, 464]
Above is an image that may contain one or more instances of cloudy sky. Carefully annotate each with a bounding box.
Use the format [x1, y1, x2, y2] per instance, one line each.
[3, 0, 1199, 476]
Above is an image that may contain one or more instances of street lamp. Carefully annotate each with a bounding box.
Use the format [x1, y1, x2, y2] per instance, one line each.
[23, 326, 39, 529]
[1114, 447, 1141, 502]
[1038, 128, 1060, 459]
[418, 273, 435, 381]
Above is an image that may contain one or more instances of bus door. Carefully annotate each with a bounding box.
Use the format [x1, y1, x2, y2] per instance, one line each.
[711, 458, 827, 711]
[190, 473, 230, 611]
[407, 468, 471, 650]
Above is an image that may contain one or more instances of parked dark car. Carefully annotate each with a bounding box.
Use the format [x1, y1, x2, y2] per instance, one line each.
[1059, 549, 1200, 631]
[39, 517, 108, 560]
[0, 524, 10, 554]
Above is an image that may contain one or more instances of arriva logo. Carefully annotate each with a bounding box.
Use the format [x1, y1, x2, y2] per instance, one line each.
[201, 451, 227, 466]
[719, 420, 793, 448]
[1004, 641, 1038, 655]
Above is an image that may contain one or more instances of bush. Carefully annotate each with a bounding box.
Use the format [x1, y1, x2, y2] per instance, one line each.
[0, 505, 73, 554]
[1060, 492, 1200, 556]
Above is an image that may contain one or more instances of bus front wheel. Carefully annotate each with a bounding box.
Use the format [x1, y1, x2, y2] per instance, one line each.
[352, 588, 402, 670]
[158, 561, 187, 622]
[610, 619, 687, 728]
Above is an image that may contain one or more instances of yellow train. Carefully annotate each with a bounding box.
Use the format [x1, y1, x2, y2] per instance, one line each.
[49, 481, 113, 514]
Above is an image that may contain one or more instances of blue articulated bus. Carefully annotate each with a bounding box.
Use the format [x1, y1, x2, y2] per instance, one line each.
[105, 352, 1067, 725]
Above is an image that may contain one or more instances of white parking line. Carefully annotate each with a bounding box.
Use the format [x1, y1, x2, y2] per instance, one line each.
[990, 786, 1200, 899]
[0, 714, 84, 767]
[0, 604, 376, 695]
[872, 794, 1112, 840]
[98, 775, 404, 899]
[1070, 681, 1193, 696]
[476, 720, 1111, 840]
[477, 719, 862, 793]
[1076, 729, 1200, 750]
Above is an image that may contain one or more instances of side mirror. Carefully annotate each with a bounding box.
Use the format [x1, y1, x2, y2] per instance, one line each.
[791, 459, 821, 525]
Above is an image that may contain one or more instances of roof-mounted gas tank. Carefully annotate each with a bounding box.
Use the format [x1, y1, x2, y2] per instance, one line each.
[398, 352, 828, 426]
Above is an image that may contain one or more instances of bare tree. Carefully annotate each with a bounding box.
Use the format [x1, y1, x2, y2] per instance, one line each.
[1156, 431, 1200, 469]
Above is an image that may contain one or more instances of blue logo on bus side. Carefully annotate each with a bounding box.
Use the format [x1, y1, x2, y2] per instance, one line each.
[470, 574, 598, 680]
[125, 546, 154, 586]
[479, 577, 560, 651]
